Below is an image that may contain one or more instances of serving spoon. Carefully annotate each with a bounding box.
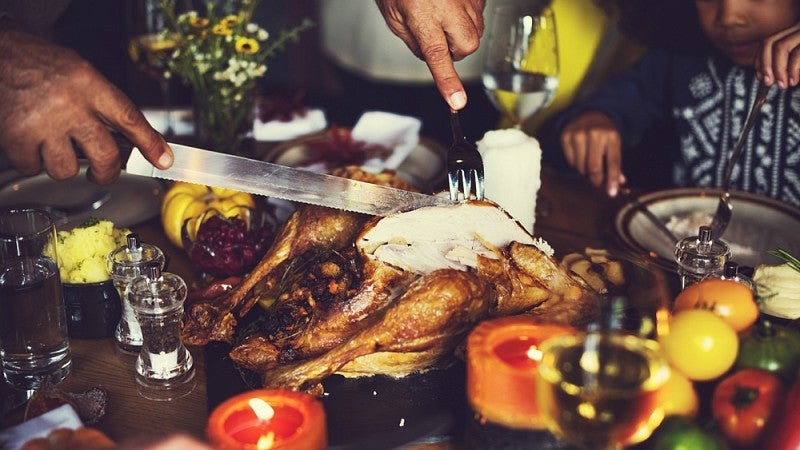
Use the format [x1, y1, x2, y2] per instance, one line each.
[709, 82, 771, 239]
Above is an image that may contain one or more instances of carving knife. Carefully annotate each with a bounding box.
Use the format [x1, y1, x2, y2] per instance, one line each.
[125, 143, 451, 216]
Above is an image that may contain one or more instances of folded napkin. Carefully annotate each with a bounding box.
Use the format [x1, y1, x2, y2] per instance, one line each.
[253, 108, 327, 142]
[352, 111, 421, 170]
[141, 108, 195, 136]
[0, 404, 82, 450]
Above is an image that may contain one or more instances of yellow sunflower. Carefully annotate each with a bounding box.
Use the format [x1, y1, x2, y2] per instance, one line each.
[221, 15, 239, 28]
[188, 16, 209, 28]
[234, 36, 259, 54]
[212, 23, 233, 36]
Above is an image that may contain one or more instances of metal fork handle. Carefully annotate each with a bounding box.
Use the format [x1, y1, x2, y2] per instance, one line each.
[721, 82, 771, 191]
[449, 109, 464, 141]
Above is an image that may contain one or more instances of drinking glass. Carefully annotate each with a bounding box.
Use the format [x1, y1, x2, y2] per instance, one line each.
[536, 331, 669, 450]
[482, 2, 559, 128]
[128, 0, 177, 135]
[0, 208, 71, 391]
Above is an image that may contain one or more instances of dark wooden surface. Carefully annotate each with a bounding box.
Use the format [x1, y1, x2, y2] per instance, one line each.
[2, 166, 669, 448]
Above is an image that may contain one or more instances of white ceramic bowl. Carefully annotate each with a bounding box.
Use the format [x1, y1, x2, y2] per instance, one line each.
[614, 188, 800, 271]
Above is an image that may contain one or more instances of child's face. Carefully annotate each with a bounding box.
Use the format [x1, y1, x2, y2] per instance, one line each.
[695, 0, 800, 65]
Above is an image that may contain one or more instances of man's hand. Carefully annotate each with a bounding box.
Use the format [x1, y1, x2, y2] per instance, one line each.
[561, 110, 626, 197]
[0, 23, 173, 185]
[375, 0, 485, 110]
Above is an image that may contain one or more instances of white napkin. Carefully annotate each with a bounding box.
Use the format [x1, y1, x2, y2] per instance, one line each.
[0, 404, 83, 450]
[141, 108, 195, 136]
[253, 108, 327, 142]
[352, 111, 421, 170]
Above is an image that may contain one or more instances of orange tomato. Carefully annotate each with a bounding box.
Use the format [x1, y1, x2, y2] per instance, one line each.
[673, 278, 758, 332]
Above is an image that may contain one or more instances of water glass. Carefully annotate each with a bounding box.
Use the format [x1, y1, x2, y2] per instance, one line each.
[0, 208, 71, 390]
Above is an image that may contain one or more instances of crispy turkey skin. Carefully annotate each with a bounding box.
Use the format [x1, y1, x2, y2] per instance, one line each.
[181, 167, 601, 393]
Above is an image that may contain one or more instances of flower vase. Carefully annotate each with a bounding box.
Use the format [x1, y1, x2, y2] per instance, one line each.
[192, 87, 255, 156]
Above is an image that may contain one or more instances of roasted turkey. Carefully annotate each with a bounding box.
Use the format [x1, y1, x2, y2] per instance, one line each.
[181, 167, 602, 393]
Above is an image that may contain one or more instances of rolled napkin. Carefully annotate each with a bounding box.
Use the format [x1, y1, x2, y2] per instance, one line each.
[253, 108, 327, 142]
[477, 129, 542, 235]
[141, 108, 195, 136]
[0, 404, 82, 450]
[351, 111, 421, 170]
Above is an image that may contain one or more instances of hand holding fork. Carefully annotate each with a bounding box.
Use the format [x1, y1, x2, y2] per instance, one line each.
[446, 109, 485, 201]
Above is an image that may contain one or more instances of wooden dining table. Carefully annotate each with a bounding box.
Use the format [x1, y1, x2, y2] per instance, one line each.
[1, 164, 677, 449]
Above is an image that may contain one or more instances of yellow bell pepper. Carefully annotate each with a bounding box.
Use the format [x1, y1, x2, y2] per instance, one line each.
[160, 181, 256, 248]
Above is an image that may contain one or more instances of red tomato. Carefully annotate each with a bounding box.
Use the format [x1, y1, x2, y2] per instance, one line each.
[762, 374, 800, 450]
[711, 368, 785, 448]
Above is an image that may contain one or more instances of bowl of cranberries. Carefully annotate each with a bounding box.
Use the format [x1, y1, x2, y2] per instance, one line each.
[182, 207, 277, 279]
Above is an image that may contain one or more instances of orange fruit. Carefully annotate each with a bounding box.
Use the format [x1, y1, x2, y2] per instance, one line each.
[673, 278, 758, 332]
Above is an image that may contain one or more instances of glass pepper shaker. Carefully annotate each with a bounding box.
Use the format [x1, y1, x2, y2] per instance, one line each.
[129, 261, 195, 401]
[107, 233, 165, 352]
[709, 260, 755, 291]
[674, 225, 730, 290]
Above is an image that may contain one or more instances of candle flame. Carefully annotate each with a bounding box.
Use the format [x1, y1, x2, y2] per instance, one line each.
[248, 398, 275, 421]
[526, 345, 543, 362]
[256, 432, 275, 449]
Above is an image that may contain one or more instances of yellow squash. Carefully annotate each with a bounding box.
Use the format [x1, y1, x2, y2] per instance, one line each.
[160, 181, 256, 248]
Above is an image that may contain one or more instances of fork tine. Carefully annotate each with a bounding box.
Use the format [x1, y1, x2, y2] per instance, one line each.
[473, 169, 485, 200]
[448, 171, 460, 201]
[461, 170, 473, 200]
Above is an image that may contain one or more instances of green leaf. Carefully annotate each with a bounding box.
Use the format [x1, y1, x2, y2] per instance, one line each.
[768, 248, 800, 273]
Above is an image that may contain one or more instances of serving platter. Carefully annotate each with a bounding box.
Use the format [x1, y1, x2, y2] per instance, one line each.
[204, 251, 671, 449]
[0, 163, 164, 229]
[614, 188, 800, 272]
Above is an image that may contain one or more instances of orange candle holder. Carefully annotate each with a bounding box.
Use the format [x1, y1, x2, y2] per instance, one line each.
[207, 389, 327, 450]
[466, 316, 575, 430]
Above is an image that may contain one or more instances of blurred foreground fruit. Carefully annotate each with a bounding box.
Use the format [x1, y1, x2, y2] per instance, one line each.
[647, 416, 730, 450]
[659, 309, 738, 381]
[658, 370, 699, 419]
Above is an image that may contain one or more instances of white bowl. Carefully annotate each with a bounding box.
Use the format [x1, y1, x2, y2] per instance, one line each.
[614, 188, 800, 271]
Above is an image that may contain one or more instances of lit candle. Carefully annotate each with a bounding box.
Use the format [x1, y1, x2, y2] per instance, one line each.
[466, 316, 574, 430]
[207, 389, 326, 450]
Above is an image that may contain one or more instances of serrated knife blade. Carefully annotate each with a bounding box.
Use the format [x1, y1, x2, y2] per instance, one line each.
[125, 143, 451, 216]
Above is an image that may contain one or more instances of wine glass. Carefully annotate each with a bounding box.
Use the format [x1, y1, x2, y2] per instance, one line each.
[535, 330, 670, 450]
[128, 0, 177, 135]
[482, 2, 559, 128]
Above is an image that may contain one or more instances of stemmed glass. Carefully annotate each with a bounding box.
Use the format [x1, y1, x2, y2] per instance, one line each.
[482, 2, 559, 129]
[535, 330, 670, 449]
[128, 0, 177, 135]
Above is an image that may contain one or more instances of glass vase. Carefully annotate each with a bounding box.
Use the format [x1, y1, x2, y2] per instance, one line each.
[191, 86, 256, 156]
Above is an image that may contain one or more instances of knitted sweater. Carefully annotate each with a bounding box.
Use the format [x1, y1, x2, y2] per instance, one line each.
[555, 48, 800, 207]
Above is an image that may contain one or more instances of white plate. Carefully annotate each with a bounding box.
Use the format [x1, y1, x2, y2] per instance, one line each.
[0, 163, 165, 230]
[261, 132, 447, 193]
[614, 188, 800, 271]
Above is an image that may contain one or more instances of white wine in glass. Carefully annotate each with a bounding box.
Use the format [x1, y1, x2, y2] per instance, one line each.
[536, 331, 670, 450]
[482, 4, 559, 128]
[128, 0, 177, 135]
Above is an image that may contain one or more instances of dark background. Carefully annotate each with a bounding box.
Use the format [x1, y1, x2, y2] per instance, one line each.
[48, 0, 708, 191]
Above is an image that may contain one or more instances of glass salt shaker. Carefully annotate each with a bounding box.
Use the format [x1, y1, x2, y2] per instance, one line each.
[107, 233, 165, 352]
[674, 225, 730, 290]
[129, 261, 195, 401]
